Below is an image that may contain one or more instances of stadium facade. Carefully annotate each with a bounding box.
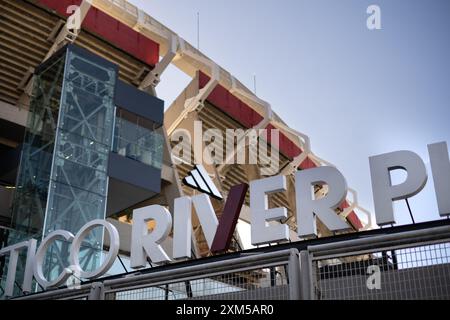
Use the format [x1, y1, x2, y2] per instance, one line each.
[0, 0, 449, 300]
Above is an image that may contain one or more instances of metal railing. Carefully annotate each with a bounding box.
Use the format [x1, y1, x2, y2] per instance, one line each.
[305, 225, 450, 300]
[11, 224, 450, 300]
[15, 249, 301, 300]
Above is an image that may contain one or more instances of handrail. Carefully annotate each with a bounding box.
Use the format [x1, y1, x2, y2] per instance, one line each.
[14, 249, 299, 300]
[103, 248, 297, 291]
[307, 225, 450, 259]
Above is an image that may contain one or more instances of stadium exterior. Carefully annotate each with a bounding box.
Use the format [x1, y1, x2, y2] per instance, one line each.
[0, 0, 449, 300]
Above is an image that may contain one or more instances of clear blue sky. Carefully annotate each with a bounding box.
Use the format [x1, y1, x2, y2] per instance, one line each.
[129, 0, 450, 226]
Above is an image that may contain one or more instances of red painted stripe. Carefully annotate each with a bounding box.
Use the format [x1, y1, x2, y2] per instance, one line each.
[37, 0, 82, 14]
[339, 200, 363, 230]
[36, 0, 159, 66]
[199, 72, 303, 160]
[264, 124, 303, 159]
[199, 72, 263, 128]
[299, 157, 317, 170]
[340, 200, 350, 210]
[347, 211, 364, 230]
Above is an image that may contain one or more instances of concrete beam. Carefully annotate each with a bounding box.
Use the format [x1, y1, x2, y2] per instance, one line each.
[0, 101, 28, 127]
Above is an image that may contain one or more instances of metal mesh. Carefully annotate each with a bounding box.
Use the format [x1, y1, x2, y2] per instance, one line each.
[312, 242, 450, 300]
[105, 266, 289, 300]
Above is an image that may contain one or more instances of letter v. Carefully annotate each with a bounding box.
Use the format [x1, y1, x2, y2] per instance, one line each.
[210, 183, 248, 253]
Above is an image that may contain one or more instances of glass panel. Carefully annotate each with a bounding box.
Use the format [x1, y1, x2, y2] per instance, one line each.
[45, 181, 107, 232]
[113, 108, 163, 169]
[41, 48, 117, 278]
[52, 130, 109, 196]
[10, 54, 66, 240]
[7, 47, 118, 290]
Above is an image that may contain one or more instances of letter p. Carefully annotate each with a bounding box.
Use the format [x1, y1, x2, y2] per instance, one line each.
[369, 150, 427, 226]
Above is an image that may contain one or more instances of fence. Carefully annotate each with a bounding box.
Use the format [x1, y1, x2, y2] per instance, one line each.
[306, 225, 450, 300]
[15, 249, 301, 300]
[12, 225, 450, 300]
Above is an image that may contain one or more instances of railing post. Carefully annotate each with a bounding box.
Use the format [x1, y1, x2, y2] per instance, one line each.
[88, 282, 105, 300]
[287, 249, 301, 300]
[299, 250, 313, 300]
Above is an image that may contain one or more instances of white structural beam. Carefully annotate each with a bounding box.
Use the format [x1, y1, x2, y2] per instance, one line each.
[86, 0, 373, 233]
[271, 120, 311, 156]
[166, 63, 220, 136]
[215, 76, 272, 172]
[89, 0, 325, 194]
[309, 153, 335, 168]
[340, 188, 358, 219]
[18, 0, 92, 107]
[216, 119, 270, 173]
[217, 108, 271, 173]
[139, 34, 179, 90]
[219, 75, 312, 173]
[277, 125, 312, 176]
[44, 0, 93, 61]
[306, 154, 372, 230]
[89, 0, 298, 145]
[341, 188, 373, 230]
[229, 75, 272, 119]
[280, 152, 312, 176]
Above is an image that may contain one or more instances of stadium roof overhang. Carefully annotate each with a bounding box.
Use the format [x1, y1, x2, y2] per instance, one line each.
[0, 0, 370, 233]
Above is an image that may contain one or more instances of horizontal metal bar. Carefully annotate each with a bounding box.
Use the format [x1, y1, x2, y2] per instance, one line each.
[308, 225, 450, 259]
[14, 249, 297, 300]
[104, 261, 288, 295]
[15, 287, 92, 300]
[103, 249, 297, 291]
[315, 237, 450, 261]
[69, 219, 450, 286]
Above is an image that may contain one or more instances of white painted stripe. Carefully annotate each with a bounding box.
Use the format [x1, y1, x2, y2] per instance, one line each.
[195, 165, 223, 199]
[191, 170, 209, 193]
[184, 175, 198, 189]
